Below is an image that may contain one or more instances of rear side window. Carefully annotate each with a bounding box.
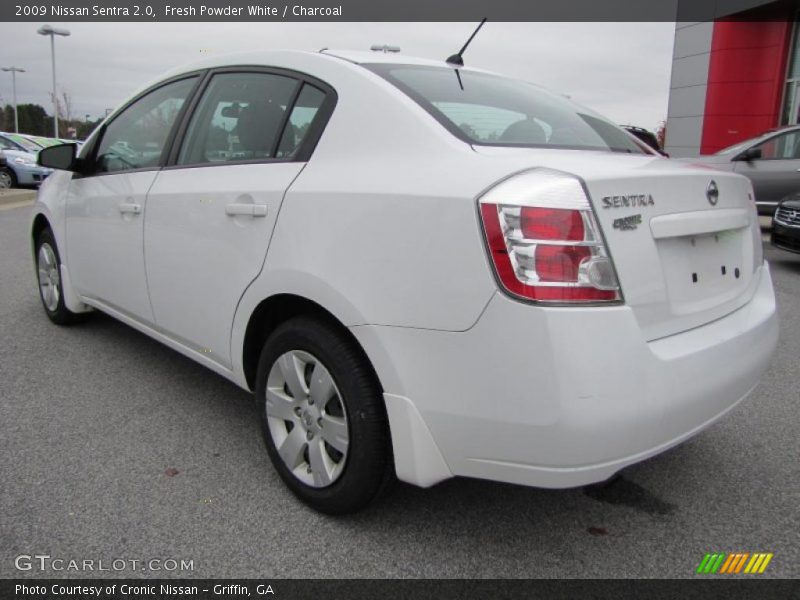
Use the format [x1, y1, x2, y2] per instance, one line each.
[276, 84, 326, 159]
[365, 64, 644, 154]
[94, 77, 197, 173]
[177, 72, 301, 166]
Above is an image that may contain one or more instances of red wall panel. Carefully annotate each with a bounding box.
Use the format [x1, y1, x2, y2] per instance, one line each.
[699, 18, 793, 154]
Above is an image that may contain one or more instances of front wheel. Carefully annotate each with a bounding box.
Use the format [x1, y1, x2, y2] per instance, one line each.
[256, 316, 393, 514]
[0, 168, 13, 189]
[35, 228, 83, 325]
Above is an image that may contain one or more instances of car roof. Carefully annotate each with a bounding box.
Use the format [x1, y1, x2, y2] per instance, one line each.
[161, 48, 493, 81]
[321, 49, 458, 68]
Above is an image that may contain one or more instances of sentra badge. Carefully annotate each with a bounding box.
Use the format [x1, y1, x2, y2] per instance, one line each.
[602, 194, 655, 209]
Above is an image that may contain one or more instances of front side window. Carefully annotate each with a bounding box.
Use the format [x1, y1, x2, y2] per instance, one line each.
[177, 72, 301, 166]
[755, 130, 800, 160]
[94, 77, 197, 174]
[365, 64, 645, 154]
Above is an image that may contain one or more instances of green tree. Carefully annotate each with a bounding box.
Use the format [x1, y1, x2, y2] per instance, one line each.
[13, 104, 50, 136]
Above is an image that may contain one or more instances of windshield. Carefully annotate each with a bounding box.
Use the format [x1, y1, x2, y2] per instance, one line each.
[5, 134, 41, 152]
[365, 64, 645, 154]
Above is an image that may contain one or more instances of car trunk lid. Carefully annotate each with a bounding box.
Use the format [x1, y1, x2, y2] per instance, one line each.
[474, 147, 763, 341]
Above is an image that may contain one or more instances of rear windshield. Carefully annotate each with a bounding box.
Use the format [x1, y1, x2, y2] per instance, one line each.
[365, 64, 645, 154]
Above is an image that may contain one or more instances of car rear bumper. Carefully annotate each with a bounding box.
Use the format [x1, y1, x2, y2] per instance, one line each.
[772, 219, 800, 254]
[353, 264, 778, 488]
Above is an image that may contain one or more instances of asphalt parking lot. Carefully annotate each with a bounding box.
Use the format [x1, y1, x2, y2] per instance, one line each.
[1, 202, 798, 579]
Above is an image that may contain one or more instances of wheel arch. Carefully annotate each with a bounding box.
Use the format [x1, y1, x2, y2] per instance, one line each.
[241, 293, 380, 394]
[31, 212, 51, 246]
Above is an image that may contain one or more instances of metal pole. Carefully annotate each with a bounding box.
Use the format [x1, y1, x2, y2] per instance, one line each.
[11, 69, 18, 133]
[1, 67, 24, 133]
[50, 34, 58, 138]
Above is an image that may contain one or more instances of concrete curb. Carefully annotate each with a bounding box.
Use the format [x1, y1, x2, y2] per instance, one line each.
[0, 189, 36, 206]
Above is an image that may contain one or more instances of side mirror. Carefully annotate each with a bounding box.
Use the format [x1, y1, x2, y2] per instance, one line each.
[734, 146, 762, 162]
[38, 143, 78, 171]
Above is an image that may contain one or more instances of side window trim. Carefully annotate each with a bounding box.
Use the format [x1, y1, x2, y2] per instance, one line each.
[80, 71, 207, 178]
[164, 65, 338, 170]
[270, 81, 304, 160]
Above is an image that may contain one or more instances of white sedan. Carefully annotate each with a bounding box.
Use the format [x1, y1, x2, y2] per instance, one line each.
[33, 49, 778, 514]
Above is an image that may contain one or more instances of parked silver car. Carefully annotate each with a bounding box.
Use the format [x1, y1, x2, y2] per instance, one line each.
[686, 125, 800, 215]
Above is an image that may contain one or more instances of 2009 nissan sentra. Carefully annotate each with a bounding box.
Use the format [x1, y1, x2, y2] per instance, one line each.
[32, 49, 778, 514]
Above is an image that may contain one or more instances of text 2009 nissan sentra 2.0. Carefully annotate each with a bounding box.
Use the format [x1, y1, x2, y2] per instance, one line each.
[32, 49, 778, 514]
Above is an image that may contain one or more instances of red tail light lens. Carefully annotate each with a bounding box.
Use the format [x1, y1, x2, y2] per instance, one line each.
[520, 207, 584, 241]
[478, 169, 621, 304]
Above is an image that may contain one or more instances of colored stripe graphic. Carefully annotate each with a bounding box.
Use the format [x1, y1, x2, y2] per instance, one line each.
[734, 553, 749, 573]
[696, 554, 712, 574]
[710, 553, 726, 573]
[719, 553, 736, 573]
[745, 554, 761, 573]
[699, 552, 774, 574]
[759, 553, 773, 573]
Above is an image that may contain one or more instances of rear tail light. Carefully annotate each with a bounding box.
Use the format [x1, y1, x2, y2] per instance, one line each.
[479, 169, 621, 303]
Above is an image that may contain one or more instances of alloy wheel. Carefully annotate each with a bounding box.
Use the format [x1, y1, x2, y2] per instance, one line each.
[265, 350, 350, 488]
[37, 243, 61, 312]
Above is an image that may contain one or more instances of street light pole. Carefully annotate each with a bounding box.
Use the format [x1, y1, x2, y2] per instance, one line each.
[1, 66, 25, 133]
[37, 25, 70, 138]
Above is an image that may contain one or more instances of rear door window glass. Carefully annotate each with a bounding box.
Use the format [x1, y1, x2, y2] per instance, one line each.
[177, 72, 299, 165]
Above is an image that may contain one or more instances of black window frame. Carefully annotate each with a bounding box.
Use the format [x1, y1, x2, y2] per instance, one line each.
[78, 71, 206, 179]
[164, 65, 337, 171]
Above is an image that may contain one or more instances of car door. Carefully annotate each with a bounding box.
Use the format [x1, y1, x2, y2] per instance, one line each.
[65, 76, 200, 322]
[733, 129, 800, 207]
[144, 69, 332, 368]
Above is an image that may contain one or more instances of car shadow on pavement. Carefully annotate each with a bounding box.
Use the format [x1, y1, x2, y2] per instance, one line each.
[64, 311, 726, 561]
[768, 252, 800, 273]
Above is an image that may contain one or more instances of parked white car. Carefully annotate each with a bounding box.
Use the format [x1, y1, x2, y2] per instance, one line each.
[32, 50, 778, 513]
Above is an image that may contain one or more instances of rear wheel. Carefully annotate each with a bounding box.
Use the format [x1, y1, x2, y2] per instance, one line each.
[256, 315, 393, 514]
[35, 228, 83, 325]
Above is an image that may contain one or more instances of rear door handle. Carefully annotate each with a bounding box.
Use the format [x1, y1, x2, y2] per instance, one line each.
[225, 203, 267, 217]
[118, 202, 142, 215]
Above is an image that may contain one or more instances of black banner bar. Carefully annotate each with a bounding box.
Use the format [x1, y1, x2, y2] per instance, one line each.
[2, 0, 799, 22]
[3, 579, 800, 600]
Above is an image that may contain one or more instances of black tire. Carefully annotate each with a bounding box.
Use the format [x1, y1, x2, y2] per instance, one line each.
[0, 168, 13, 189]
[34, 228, 83, 325]
[3, 167, 17, 189]
[256, 315, 393, 514]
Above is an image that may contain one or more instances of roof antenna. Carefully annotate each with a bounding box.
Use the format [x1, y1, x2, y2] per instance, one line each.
[446, 18, 487, 67]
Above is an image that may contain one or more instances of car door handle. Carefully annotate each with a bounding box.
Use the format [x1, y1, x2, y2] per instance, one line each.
[225, 203, 267, 217]
[118, 202, 142, 215]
